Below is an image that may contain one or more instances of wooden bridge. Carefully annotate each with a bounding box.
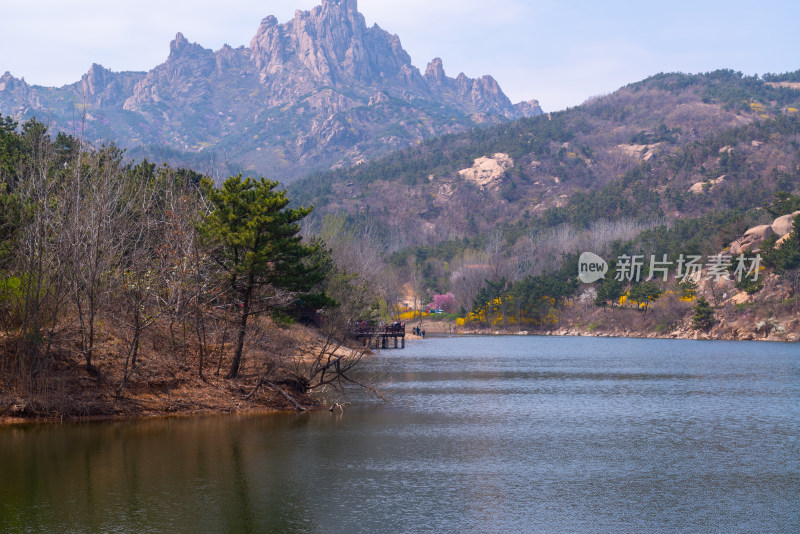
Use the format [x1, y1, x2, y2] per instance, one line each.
[350, 322, 406, 349]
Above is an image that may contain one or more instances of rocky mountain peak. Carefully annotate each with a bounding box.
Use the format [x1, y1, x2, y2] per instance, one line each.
[514, 98, 543, 118]
[321, 0, 358, 10]
[424, 58, 446, 85]
[470, 75, 513, 115]
[170, 32, 189, 54]
[0, 0, 541, 181]
[260, 15, 279, 28]
[0, 72, 19, 91]
[168, 32, 211, 61]
[79, 63, 110, 96]
[0, 72, 29, 98]
[319, 0, 359, 15]
[455, 72, 471, 94]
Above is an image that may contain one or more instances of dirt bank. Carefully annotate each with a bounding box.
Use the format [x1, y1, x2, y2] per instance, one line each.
[1, 320, 368, 425]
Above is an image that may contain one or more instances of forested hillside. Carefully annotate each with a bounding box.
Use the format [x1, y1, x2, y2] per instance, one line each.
[291, 70, 800, 245]
[289, 70, 800, 330]
[0, 116, 386, 419]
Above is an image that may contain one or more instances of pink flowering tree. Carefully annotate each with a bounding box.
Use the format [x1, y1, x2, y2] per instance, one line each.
[431, 293, 457, 313]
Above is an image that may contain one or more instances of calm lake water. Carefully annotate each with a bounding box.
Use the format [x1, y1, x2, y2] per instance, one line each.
[1, 336, 799, 533]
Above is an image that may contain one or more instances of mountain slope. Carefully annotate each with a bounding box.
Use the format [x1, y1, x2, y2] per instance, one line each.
[290, 70, 800, 248]
[0, 0, 540, 181]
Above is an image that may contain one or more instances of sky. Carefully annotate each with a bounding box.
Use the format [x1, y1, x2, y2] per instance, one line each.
[2, 0, 799, 111]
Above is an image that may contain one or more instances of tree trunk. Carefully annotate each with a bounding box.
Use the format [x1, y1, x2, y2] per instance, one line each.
[227, 275, 253, 379]
[216, 327, 227, 376]
[195, 301, 207, 381]
[118, 329, 140, 397]
[130, 313, 141, 371]
[169, 317, 177, 355]
[85, 307, 96, 372]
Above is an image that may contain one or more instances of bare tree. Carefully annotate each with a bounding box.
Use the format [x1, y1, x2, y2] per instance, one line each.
[484, 228, 508, 281]
[114, 163, 165, 394]
[301, 277, 384, 402]
[317, 214, 402, 317]
[12, 122, 71, 376]
[66, 147, 135, 372]
[449, 250, 493, 311]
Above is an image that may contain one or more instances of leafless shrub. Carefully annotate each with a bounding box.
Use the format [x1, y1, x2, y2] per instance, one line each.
[511, 218, 664, 281]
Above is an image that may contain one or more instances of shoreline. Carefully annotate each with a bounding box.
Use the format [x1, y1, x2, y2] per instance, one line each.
[4, 325, 795, 427]
[0, 364, 325, 427]
[1, 321, 372, 427]
[452, 328, 798, 343]
[0, 402, 334, 427]
[446, 317, 799, 342]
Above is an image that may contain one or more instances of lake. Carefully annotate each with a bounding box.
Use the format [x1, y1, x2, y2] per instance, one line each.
[1, 336, 798, 533]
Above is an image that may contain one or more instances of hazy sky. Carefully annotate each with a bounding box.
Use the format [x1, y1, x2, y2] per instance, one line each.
[2, 0, 799, 111]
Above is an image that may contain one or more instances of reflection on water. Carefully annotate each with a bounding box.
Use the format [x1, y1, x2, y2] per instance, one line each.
[1, 337, 798, 533]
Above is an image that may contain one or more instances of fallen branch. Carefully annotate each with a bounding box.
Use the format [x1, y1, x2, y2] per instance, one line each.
[342, 374, 387, 402]
[266, 380, 307, 411]
[243, 377, 265, 400]
[329, 401, 350, 414]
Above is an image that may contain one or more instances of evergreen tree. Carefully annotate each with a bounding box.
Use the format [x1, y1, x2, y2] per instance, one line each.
[678, 278, 697, 299]
[200, 175, 326, 379]
[691, 297, 715, 330]
[595, 277, 624, 307]
[764, 191, 800, 218]
[763, 215, 800, 273]
[0, 186, 21, 267]
[628, 281, 663, 313]
[471, 278, 507, 314]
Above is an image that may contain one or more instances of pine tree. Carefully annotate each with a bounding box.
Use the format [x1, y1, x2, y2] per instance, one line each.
[594, 277, 624, 307]
[691, 297, 715, 331]
[627, 281, 662, 313]
[678, 278, 697, 299]
[200, 175, 326, 379]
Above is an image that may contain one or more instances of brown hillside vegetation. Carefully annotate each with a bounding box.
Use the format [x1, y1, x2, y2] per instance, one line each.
[0, 120, 382, 424]
[293, 70, 800, 250]
[1, 315, 370, 423]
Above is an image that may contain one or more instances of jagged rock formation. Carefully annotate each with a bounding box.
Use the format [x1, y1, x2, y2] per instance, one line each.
[0, 0, 541, 181]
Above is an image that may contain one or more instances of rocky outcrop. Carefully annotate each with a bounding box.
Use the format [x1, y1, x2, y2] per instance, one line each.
[617, 143, 658, 161]
[771, 210, 800, 237]
[775, 233, 793, 249]
[730, 224, 775, 255]
[514, 99, 543, 118]
[689, 175, 725, 194]
[424, 58, 446, 86]
[729, 211, 800, 254]
[458, 153, 514, 191]
[0, 72, 22, 93]
[0, 72, 39, 113]
[0, 0, 541, 181]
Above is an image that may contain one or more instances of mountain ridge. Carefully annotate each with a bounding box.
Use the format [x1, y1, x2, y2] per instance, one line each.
[0, 0, 541, 181]
[289, 69, 800, 252]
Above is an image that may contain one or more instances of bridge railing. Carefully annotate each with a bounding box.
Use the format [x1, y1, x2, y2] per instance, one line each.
[349, 323, 406, 337]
